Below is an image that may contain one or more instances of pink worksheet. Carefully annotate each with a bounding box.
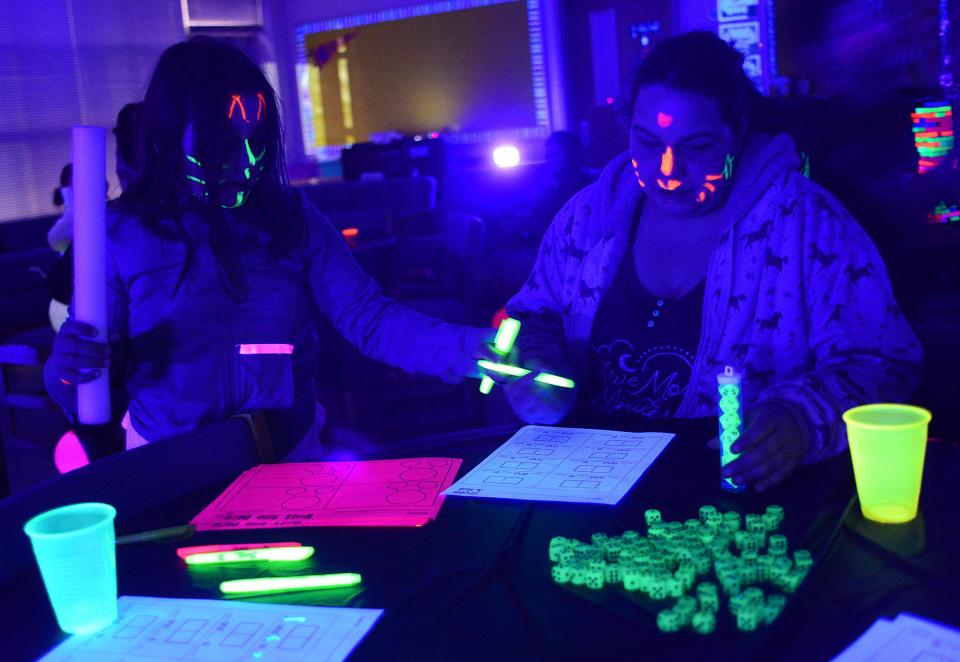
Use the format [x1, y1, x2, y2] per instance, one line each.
[191, 458, 462, 530]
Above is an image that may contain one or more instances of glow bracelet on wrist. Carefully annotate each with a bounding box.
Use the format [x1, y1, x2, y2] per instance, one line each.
[533, 373, 575, 388]
[718, 365, 745, 492]
[477, 360, 575, 389]
[477, 359, 530, 377]
[185, 546, 315, 565]
[481, 317, 521, 394]
[219, 573, 362, 594]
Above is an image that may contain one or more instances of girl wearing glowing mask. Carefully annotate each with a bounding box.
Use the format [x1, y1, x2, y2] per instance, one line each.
[46, 38, 493, 457]
[493, 32, 921, 492]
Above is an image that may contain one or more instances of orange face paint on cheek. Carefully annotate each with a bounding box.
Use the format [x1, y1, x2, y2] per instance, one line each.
[631, 159, 646, 187]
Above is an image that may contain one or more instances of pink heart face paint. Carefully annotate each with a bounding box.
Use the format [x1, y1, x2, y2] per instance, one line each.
[629, 85, 735, 216]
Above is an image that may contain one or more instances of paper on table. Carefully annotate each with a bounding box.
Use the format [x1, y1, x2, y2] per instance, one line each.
[40, 595, 382, 661]
[442, 425, 674, 505]
[192, 458, 462, 530]
[831, 613, 960, 661]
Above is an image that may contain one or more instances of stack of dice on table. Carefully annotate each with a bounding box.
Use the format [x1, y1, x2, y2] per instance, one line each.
[548, 505, 813, 634]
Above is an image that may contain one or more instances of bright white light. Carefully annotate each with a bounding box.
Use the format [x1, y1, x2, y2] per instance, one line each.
[492, 145, 520, 168]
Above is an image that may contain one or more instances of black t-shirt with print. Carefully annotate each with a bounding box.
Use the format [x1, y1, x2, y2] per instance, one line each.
[573, 250, 705, 430]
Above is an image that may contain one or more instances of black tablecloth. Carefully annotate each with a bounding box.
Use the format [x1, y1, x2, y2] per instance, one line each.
[4, 419, 958, 661]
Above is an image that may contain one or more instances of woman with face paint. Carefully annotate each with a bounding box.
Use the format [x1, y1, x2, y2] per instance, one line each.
[44, 38, 494, 457]
[494, 32, 922, 491]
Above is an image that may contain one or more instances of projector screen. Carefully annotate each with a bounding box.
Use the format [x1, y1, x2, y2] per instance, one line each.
[295, 0, 548, 161]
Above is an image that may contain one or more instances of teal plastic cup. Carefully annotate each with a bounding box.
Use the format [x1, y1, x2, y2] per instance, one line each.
[23, 502, 118, 634]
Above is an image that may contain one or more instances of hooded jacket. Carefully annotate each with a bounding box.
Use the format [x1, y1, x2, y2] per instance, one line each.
[46, 203, 487, 451]
[506, 133, 922, 463]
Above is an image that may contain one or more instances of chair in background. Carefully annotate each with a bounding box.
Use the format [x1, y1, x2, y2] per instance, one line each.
[0, 336, 66, 496]
[0, 248, 59, 339]
[298, 175, 437, 235]
[390, 209, 486, 325]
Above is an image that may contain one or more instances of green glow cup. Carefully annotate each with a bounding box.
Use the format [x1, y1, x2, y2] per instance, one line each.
[843, 404, 931, 524]
[23, 502, 118, 634]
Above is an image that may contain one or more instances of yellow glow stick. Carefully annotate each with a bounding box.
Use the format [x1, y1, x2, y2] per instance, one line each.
[481, 317, 522, 394]
[534, 373, 575, 388]
[219, 573, 362, 594]
[477, 360, 531, 377]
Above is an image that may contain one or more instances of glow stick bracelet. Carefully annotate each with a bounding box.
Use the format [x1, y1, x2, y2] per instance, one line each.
[480, 317, 522, 394]
[477, 360, 530, 377]
[176, 542, 301, 560]
[477, 361, 575, 388]
[219, 573, 362, 594]
[185, 546, 315, 565]
[534, 373, 575, 388]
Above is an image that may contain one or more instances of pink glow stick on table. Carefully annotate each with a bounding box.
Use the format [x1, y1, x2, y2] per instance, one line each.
[176, 542, 302, 560]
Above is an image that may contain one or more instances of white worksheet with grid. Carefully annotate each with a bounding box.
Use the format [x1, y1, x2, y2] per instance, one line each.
[442, 425, 674, 505]
[39, 596, 382, 661]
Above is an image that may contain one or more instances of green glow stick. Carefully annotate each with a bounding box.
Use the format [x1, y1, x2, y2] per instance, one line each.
[481, 317, 522, 394]
[534, 373, 575, 388]
[219, 573, 362, 594]
[477, 359, 531, 377]
[493, 318, 521, 354]
[185, 546, 315, 565]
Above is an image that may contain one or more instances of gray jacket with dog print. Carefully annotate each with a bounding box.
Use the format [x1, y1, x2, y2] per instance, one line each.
[506, 132, 922, 464]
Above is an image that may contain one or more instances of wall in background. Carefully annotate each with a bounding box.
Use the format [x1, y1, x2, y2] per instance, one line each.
[264, 0, 444, 172]
[561, 0, 677, 168]
[673, 0, 716, 33]
[0, 0, 184, 223]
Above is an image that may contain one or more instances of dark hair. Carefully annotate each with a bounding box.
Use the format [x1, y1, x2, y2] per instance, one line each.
[119, 38, 304, 298]
[114, 102, 144, 169]
[625, 31, 777, 138]
[52, 163, 108, 206]
[53, 163, 72, 206]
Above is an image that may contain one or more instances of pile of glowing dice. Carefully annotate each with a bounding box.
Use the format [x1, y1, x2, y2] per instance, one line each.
[548, 505, 812, 634]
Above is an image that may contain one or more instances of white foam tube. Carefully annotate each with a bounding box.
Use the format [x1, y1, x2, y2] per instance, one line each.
[72, 126, 111, 424]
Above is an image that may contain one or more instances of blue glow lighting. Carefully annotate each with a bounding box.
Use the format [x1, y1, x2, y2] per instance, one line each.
[493, 145, 521, 168]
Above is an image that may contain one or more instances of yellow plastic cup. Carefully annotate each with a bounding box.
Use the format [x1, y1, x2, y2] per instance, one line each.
[843, 404, 931, 524]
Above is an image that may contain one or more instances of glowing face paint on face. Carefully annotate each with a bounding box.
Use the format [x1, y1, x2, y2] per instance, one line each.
[660, 145, 674, 176]
[631, 158, 646, 188]
[179, 92, 271, 208]
[227, 95, 248, 122]
[692, 171, 724, 205]
[656, 145, 683, 191]
[630, 86, 736, 216]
